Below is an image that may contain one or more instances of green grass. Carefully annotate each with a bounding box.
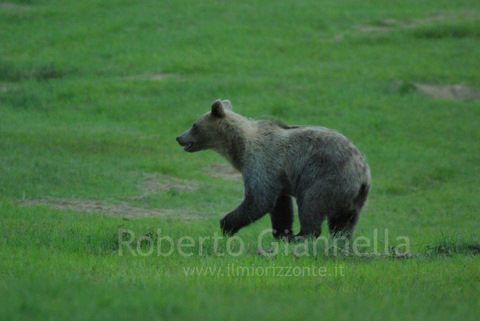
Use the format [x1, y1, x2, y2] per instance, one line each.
[1, 0, 480, 320]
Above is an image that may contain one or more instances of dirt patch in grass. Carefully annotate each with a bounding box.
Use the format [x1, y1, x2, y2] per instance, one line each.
[19, 174, 207, 221]
[329, 13, 480, 42]
[356, 12, 480, 34]
[0, 83, 17, 92]
[20, 198, 203, 221]
[0, 3, 31, 11]
[394, 80, 480, 101]
[0, 64, 71, 82]
[140, 173, 202, 194]
[347, 12, 480, 43]
[205, 164, 242, 181]
[123, 74, 178, 81]
[357, 14, 448, 33]
[414, 84, 480, 101]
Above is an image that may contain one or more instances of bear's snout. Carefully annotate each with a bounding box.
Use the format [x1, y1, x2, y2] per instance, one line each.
[176, 135, 187, 146]
[176, 133, 188, 146]
[176, 132, 196, 152]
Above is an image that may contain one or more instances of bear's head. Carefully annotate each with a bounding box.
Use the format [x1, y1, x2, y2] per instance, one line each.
[176, 99, 233, 153]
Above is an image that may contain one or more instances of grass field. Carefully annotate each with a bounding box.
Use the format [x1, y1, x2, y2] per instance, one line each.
[1, 0, 480, 320]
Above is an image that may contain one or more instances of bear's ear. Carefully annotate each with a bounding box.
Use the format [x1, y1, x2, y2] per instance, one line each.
[211, 99, 225, 118]
[222, 100, 233, 111]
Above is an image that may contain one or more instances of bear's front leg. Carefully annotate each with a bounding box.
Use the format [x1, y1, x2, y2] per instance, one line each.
[220, 181, 279, 236]
[219, 214, 241, 236]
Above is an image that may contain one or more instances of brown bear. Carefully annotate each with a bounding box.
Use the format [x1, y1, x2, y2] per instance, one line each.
[176, 99, 371, 240]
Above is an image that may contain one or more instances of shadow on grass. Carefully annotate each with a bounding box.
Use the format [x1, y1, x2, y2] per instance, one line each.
[412, 22, 480, 39]
[0, 63, 74, 82]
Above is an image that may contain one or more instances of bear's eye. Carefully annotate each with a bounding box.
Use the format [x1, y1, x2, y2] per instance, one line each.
[192, 124, 198, 131]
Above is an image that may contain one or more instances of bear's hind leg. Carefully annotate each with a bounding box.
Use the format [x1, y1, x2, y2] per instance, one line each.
[295, 195, 328, 240]
[327, 209, 359, 239]
[269, 195, 294, 239]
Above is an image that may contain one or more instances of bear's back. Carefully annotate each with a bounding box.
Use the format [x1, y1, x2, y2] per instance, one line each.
[250, 122, 369, 195]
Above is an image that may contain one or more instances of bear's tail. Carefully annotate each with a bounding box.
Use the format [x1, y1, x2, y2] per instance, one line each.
[353, 183, 370, 212]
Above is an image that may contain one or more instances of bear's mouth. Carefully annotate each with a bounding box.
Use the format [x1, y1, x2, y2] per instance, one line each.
[184, 142, 194, 152]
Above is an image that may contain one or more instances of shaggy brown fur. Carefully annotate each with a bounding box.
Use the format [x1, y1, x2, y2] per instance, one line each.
[176, 100, 371, 240]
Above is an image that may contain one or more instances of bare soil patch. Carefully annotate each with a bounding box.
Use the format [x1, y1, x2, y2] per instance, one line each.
[414, 84, 480, 101]
[356, 12, 479, 34]
[123, 74, 178, 81]
[0, 83, 17, 92]
[0, 3, 30, 11]
[394, 80, 480, 101]
[140, 173, 202, 194]
[205, 164, 242, 181]
[19, 174, 207, 221]
[328, 13, 479, 42]
[20, 198, 203, 221]
[357, 14, 444, 33]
